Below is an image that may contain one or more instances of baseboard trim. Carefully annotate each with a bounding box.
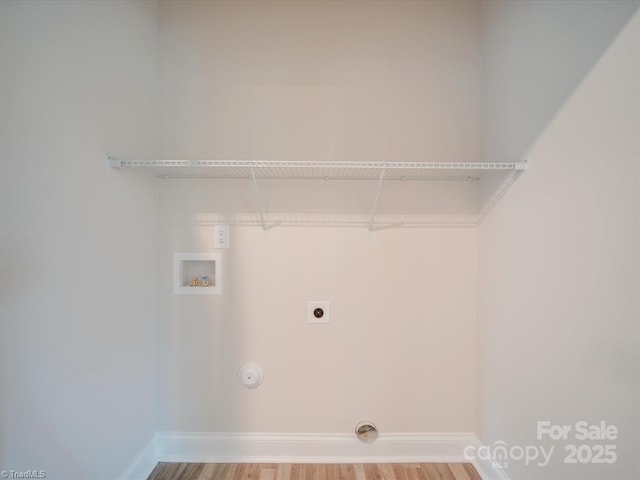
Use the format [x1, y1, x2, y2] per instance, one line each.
[118, 433, 158, 480]
[119, 431, 512, 480]
[156, 431, 476, 464]
[468, 435, 512, 480]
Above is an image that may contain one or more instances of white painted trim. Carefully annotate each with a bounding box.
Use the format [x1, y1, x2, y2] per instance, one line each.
[156, 431, 477, 464]
[118, 433, 158, 480]
[468, 435, 512, 480]
[118, 431, 513, 480]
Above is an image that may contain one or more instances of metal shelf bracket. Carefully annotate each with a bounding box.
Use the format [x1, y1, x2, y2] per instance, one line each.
[368, 169, 386, 231]
[249, 167, 268, 231]
[477, 169, 524, 222]
[106, 156, 123, 168]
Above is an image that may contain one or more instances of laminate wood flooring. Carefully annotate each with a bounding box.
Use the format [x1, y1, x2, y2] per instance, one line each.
[147, 462, 482, 480]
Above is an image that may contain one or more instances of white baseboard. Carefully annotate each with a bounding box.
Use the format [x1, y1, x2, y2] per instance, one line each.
[472, 460, 512, 480]
[118, 433, 159, 480]
[119, 431, 512, 480]
[156, 431, 476, 464]
[468, 435, 512, 480]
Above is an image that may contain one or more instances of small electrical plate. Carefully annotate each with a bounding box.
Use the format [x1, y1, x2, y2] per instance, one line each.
[307, 301, 330, 324]
[214, 224, 230, 249]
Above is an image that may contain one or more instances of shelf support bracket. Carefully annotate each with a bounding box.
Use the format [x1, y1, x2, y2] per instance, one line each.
[477, 169, 522, 224]
[368, 169, 386, 231]
[250, 167, 267, 231]
[106, 155, 122, 168]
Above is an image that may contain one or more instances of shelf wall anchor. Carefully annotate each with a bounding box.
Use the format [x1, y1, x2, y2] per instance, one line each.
[106, 155, 122, 168]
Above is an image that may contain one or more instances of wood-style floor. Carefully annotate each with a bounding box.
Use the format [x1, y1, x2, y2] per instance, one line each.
[147, 463, 482, 480]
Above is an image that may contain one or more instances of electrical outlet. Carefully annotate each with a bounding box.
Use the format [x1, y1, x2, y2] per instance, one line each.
[214, 224, 230, 248]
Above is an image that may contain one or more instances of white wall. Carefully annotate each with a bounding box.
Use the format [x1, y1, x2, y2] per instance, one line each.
[481, 0, 639, 164]
[157, 1, 481, 434]
[159, 0, 481, 164]
[0, 1, 160, 479]
[158, 185, 477, 434]
[478, 6, 640, 480]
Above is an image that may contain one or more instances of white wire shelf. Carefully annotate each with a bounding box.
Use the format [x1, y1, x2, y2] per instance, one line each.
[108, 159, 527, 181]
[107, 158, 527, 229]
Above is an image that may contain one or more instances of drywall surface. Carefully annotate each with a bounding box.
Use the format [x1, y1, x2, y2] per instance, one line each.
[0, 1, 160, 479]
[158, 181, 477, 433]
[481, 0, 639, 164]
[477, 9, 640, 480]
[159, 0, 481, 164]
[156, 0, 480, 434]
